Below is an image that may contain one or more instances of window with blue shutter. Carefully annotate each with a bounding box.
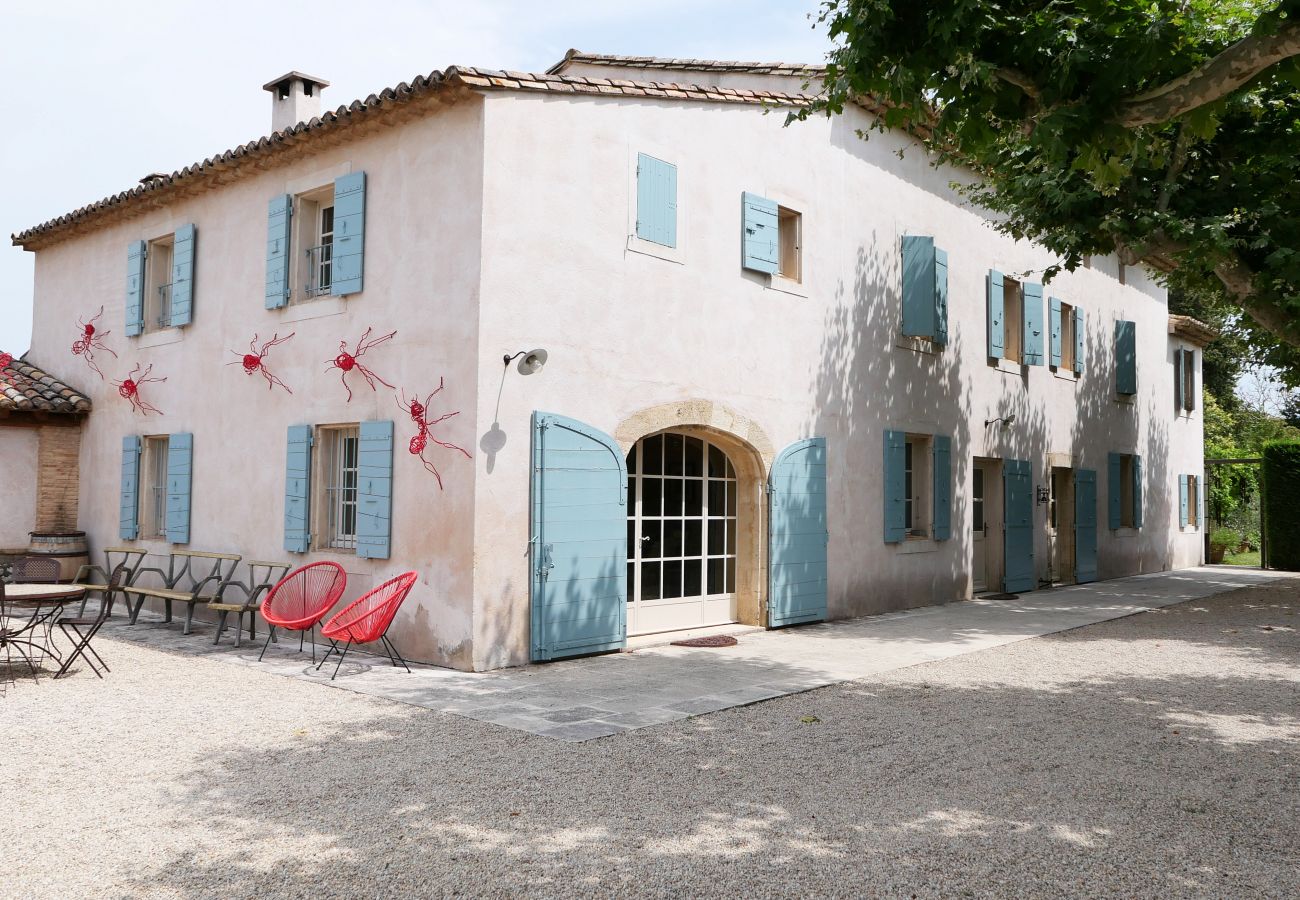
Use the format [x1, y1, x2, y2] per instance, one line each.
[1116, 320, 1137, 395]
[741, 192, 779, 274]
[126, 241, 146, 336]
[987, 270, 1005, 359]
[166, 433, 193, 544]
[932, 435, 951, 540]
[1022, 282, 1044, 365]
[169, 224, 196, 327]
[1049, 297, 1063, 367]
[1133, 454, 1144, 528]
[120, 435, 141, 539]
[284, 425, 312, 552]
[1108, 452, 1123, 529]
[1073, 306, 1084, 374]
[356, 419, 394, 559]
[1174, 347, 1185, 410]
[1074, 469, 1098, 583]
[266, 194, 292, 309]
[901, 236, 948, 345]
[883, 430, 906, 543]
[1179, 474, 1189, 528]
[636, 153, 677, 247]
[331, 172, 366, 296]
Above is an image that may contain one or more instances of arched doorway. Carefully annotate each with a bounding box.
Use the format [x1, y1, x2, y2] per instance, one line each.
[626, 432, 740, 635]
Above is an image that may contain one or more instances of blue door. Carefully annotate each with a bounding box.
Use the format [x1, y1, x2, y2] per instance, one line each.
[1003, 459, 1035, 593]
[768, 438, 828, 627]
[1074, 468, 1098, 583]
[530, 412, 628, 661]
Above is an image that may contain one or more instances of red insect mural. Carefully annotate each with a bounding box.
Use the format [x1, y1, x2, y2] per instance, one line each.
[114, 363, 167, 415]
[325, 327, 396, 402]
[228, 332, 294, 393]
[71, 306, 118, 379]
[397, 380, 471, 489]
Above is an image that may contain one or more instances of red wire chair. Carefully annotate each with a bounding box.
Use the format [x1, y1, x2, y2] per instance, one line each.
[257, 561, 347, 663]
[316, 571, 418, 680]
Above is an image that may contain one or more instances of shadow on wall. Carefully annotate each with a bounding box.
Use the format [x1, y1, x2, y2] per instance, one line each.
[802, 236, 973, 616]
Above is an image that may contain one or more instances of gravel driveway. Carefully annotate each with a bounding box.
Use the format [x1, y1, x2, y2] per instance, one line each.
[2, 578, 1296, 898]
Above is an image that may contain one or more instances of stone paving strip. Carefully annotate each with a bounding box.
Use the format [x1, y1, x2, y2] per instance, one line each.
[100, 566, 1285, 741]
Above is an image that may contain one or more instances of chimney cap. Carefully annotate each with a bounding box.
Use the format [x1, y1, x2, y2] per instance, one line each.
[262, 71, 331, 93]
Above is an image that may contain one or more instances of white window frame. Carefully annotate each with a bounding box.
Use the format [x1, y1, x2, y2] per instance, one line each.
[143, 235, 175, 333]
[291, 184, 336, 304]
[313, 424, 360, 552]
[776, 205, 802, 285]
[1059, 300, 1076, 372]
[904, 433, 932, 539]
[1003, 276, 1023, 365]
[140, 435, 169, 539]
[1188, 474, 1200, 528]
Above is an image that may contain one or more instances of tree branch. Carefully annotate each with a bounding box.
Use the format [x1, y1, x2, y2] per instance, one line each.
[1117, 21, 1300, 127]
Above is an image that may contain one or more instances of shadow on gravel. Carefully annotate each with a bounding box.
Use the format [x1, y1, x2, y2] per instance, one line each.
[126, 594, 1298, 898]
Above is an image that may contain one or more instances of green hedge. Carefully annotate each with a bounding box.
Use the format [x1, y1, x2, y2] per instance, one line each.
[1262, 440, 1300, 570]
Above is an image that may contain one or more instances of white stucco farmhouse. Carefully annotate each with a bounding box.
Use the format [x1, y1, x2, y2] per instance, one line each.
[10, 52, 1213, 671]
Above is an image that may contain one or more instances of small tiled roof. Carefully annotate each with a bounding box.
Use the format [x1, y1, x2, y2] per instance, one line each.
[1168, 314, 1218, 347]
[12, 66, 816, 250]
[548, 50, 826, 79]
[0, 354, 92, 415]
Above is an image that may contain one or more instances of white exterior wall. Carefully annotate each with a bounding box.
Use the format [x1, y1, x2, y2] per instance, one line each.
[27, 96, 486, 668]
[471, 92, 1198, 669]
[0, 428, 39, 549]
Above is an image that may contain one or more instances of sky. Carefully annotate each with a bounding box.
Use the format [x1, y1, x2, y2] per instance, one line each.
[0, 0, 831, 354]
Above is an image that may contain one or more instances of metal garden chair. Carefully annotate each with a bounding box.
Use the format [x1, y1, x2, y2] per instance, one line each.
[55, 564, 128, 679]
[0, 581, 39, 686]
[316, 571, 418, 680]
[10, 556, 61, 584]
[257, 561, 347, 663]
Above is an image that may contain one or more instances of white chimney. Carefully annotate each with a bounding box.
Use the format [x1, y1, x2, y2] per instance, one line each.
[262, 72, 330, 133]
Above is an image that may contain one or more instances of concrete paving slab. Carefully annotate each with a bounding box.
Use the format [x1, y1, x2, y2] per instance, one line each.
[97, 566, 1287, 741]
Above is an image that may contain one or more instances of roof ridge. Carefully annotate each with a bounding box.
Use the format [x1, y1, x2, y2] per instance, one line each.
[547, 50, 826, 76]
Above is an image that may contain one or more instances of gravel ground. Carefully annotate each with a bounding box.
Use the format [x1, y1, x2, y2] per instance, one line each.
[2, 579, 1297, 899]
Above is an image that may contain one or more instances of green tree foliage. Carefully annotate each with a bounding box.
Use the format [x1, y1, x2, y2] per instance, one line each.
[1262, 439, 1300, 568]
[804, 1, 1300, 381]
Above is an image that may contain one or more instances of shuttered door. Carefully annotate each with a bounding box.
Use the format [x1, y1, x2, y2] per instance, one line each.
[769, 438, 828, 627]
[1074, 469, 1098, 583]
[530, 412, 628, 661]
[1003, 459, 1035, 593]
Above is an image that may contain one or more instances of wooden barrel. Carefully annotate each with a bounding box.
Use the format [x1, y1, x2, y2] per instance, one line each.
[28, 531, 90, 583]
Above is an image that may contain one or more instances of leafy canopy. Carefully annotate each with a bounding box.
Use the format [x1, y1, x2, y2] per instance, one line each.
[802, 0, 1300, 379]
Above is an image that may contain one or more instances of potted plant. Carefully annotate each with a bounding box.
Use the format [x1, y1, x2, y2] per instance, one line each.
[1209, 527, 1238, 564]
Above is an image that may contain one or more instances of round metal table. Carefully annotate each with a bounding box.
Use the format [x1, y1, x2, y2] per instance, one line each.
[3, 583, 86, 676]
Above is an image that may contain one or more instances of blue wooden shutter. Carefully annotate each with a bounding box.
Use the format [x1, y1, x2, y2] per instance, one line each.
[636, 153, 677, 247]
[1116, 320, 1137, 394]
[1174, 348, 1185, 410]
[1074, 469, 1098, 583]
[932, 434, 951, 541]
[1023, 282, 1044, 365]
[169, 224, 196, 327]
[1178, 474, 1189, 528]
[120, 435, 141, 540]
[1049, 297, 1063, 367]
[741, 192, 779, 274]
[284, 425, 312, 553]
[332, 171, 366, 296]
[356, 419, 393, 559]
[165, 432, 193, 544]
[530, 412, 628, 661]
[901, 236, 936, 339]
[1133, 454, 1144, 528]
[934, 248, 949, 346]
[883, 430, 906, 543]
[1073, 306, 1084, 374]
[987, 270, 1005, 358]
[266, 194, 292, 309]
[126, 240, 146, 336]
[769, 438, 829, 627]
[1003, 459, 1034, 593]
[1107, 452, 1122, 529]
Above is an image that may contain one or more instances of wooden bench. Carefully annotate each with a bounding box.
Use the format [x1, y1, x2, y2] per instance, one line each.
[122, 550, 241, 635]
[207, 560, 290, 647]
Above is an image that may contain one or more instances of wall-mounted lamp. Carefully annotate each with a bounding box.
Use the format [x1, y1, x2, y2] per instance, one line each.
[503, 348, 548, 376]
[983, 414, 1017, 429]
[1036, 486, 1051, 506]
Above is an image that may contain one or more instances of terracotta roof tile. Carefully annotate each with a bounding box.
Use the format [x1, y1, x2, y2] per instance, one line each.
[548, 50, 826, 79]
[12, 66, 815, 250]
[0, 354, 91, 415]
[1168, 314, 1219, 347]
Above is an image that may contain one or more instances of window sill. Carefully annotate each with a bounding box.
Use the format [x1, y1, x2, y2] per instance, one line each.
[989, 357, 1025, 376]
[1181, 525, 1200, 534]
[894, 536, 939, 554]
[136, 327, 183, 349]
[626, 234, 684, 265]
[1114, 393, 1136, 405]
[281, 296, 347, 323]
[767, 275, 808, 298]
[1112, 527, 1139, 538]
[1051, 367, 1079, 383]
[896, 335, 941, 356]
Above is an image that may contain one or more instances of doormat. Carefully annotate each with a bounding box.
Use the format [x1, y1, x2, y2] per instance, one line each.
[670, 635, 739, 648]
[984, 592, 1020, 601]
